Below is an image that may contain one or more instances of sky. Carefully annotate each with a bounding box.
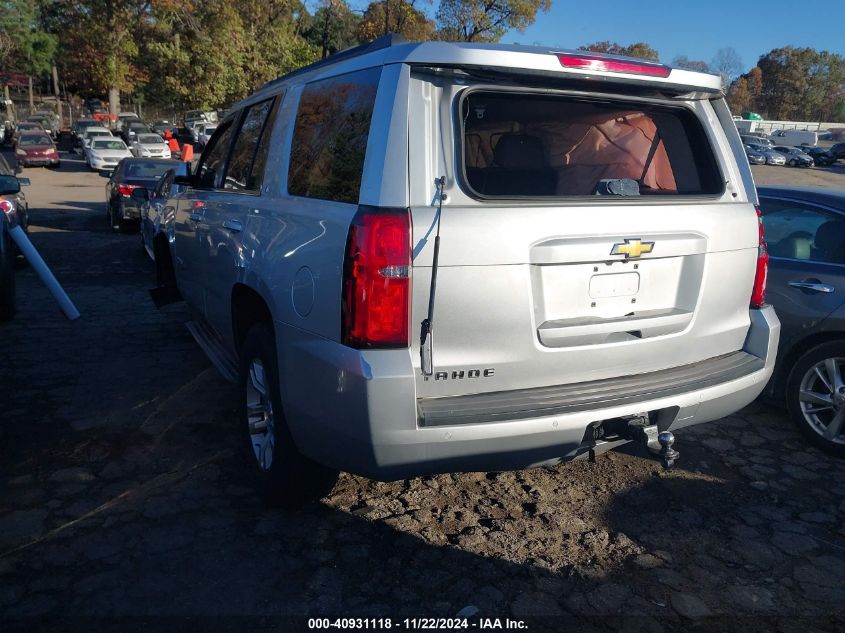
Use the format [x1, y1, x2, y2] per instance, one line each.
[501, 0, 845, 72]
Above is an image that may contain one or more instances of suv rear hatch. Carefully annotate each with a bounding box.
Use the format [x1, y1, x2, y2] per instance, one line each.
[407, 70, 762, 417]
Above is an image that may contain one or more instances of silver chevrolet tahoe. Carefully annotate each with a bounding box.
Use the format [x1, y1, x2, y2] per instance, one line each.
[157, 36, 780, 506]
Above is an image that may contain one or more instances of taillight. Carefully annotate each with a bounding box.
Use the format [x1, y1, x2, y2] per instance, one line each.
[557, 54, 671, 78]
[117, 184, 139, 197]
[0, 199, 13, 218]
[751, 205, 768, 308]
[342, 206, 411, 348]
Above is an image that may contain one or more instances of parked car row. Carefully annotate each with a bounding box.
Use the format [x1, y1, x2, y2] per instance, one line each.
[0, 154, 31, 321]
[741, 133, 845, 168]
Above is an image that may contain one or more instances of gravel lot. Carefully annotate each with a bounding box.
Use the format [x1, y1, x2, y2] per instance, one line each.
[1, 148, 844, 632]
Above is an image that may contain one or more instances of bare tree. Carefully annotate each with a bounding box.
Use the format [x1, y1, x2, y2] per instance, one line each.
[711, 47, 743, 87]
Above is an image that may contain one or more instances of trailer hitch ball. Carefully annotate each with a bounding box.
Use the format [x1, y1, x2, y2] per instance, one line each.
[658, 431, 679, 469]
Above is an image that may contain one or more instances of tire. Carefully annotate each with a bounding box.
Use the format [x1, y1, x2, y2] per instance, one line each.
[789, 159, 797, 167]
[0, 234, 15, 321]
[786, 342, 845, 457]
[153, 236, 177, 288]
[110, 205, 123, 233]
[238, 323, 338, 507]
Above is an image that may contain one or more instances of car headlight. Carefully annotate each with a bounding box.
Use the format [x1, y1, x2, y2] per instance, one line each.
[15, 148, 26, 156]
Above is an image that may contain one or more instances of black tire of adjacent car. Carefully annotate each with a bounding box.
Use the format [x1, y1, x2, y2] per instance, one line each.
[238, 323, 339, 507]
[110, 204, 123, 233]
[0, 233, 16, 321]
[789, 158, 797, 167]
[785, 342, 845, 457]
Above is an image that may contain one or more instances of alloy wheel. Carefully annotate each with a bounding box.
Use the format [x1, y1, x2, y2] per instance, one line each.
[245, 358, 276, 471]
[798, 357, 845, 445]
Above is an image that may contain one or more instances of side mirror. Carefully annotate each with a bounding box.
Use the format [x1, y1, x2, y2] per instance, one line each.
[131, 188, 149, 201]
[17, 177, 30, 187]
[0, 175, 21, 195]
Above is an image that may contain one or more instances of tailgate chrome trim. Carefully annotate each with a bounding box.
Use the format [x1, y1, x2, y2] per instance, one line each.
[418, 351, 764, 427]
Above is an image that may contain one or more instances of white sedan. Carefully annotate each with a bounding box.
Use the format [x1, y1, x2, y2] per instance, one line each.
[131, 133, 171, 159]
[78, 127, 113, 154]
[85, 138, 133, 172]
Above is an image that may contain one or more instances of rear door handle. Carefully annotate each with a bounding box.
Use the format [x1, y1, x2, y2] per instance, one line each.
[788, 280, 835, 293]
[189, 211, 203, 222]
[222, 219, 243, 233]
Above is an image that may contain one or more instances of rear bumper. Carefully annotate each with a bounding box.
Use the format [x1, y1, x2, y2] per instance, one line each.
[280, 306, 780, 480]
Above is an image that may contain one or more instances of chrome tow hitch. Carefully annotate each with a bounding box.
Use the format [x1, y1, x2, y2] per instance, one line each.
[626, 418, 679, 469]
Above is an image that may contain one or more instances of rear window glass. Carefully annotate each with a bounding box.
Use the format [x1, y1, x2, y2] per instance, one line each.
[460, 91, 723, 198]
[20, 135, 52, 146]
[123, 161, 185, 178]
[93, 140, 126, 150]
[288, 67, 381, 204]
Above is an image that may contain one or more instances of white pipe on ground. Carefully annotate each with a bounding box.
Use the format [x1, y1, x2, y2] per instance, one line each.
[9, 225, 80, 320]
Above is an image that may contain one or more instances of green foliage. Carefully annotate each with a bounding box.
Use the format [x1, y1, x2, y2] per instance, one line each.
[304, 0, 361, 58]
[436, 0, 551, 43]
[579, 41, 659, 62]
[0, 0, 57, 75]
[732, 47, 845, 122]
[357, 0, 435, 42]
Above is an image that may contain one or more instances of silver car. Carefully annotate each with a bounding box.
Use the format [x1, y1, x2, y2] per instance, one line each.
[159, 37, 780, 506]
[748, 143, 787, 166]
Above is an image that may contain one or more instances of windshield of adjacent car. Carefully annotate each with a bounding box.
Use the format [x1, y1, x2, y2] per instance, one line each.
[124, 161, 185, 178]
[138, 134, 164, 144]
[19, 135, 53, 146]
[93, 140, 127, 150]
[87, 130, 111, 138]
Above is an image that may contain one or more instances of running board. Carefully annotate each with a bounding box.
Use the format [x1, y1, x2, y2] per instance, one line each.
[186, 320, 239, 383]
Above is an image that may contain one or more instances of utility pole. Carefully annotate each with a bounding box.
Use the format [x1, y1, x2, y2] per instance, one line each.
[384, 0, 389, 36]
[28, 75, 34, 113]
[52, 65, 61, 129]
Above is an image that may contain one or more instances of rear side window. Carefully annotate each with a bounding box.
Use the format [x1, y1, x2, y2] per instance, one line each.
[460, 91, 723, 198]
[224, 97, 278, 193]
[288, 67, 381, 203]
[197, 120, 235, 188]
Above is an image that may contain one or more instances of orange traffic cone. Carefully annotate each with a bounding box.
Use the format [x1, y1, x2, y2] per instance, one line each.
[181, 143, 194, 162]
[168, 137, 181, 157]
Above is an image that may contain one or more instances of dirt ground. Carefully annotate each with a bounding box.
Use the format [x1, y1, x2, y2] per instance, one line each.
[1, 148, 844, 632]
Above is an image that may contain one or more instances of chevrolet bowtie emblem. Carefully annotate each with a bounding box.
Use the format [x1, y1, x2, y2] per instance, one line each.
[610, 239, 655, 258]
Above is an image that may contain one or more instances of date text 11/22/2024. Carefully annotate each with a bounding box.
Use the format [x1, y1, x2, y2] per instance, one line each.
[307, 618, 529, 629]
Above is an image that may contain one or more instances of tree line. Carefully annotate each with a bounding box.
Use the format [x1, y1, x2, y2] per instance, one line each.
[2, 1, 844, 123]
[726, 48, 845, 122]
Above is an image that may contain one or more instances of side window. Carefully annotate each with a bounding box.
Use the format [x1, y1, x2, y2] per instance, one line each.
[224, 97, 278, 193]
[197, 120, 235, 189]
[760, 199, 845, 264]
[288, 67, 381, 203]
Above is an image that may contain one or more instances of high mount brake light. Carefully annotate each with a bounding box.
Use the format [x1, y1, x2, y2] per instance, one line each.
[557, 54, 672, 78]
[342, 206, 411, 348]
[751, 205, 768, 309]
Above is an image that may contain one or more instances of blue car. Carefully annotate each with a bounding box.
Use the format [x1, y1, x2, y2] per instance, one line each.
[758, 185, 845, 455]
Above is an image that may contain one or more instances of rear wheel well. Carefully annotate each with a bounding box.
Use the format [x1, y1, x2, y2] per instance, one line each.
[773, 331, 845, 399]
[232, 284, 273, 354]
